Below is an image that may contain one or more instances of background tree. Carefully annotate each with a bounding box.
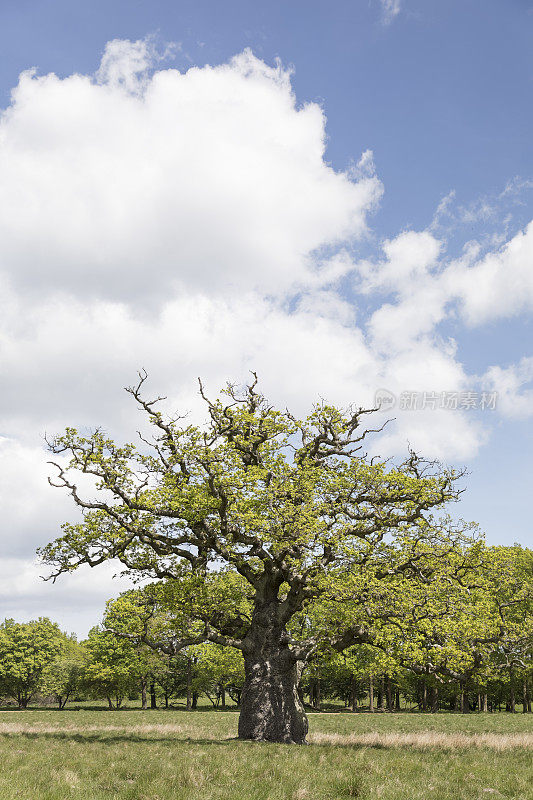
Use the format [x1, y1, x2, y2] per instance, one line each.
[188, 641, 245, 708]
[42, 635, 86, 709]
[84, 627, 139, 708]
[41, 373, 473, 743]
[101, 594, 169, 710]
[0, 618, 63, 708]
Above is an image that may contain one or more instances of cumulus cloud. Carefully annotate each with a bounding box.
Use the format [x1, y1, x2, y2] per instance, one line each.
[0, 41, 381, 305]
[357, 229, 442, 294]
[450, 221, 533, 325]
[357, 215, 533, 352]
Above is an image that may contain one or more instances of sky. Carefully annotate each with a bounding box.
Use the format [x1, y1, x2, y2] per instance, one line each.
[0, 0, 532, 637]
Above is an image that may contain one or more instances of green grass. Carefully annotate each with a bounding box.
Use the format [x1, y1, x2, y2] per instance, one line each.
[0, 706, 531, 800]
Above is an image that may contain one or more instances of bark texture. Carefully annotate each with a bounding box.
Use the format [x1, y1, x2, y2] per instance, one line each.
[237, 601, 308, 744]
[238, 652, 308, 744]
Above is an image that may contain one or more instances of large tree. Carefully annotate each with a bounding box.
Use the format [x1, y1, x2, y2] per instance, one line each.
[41, 373, 468, 743]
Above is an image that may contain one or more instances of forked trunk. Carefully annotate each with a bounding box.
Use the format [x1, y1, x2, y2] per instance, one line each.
[237, 600, 308, 744]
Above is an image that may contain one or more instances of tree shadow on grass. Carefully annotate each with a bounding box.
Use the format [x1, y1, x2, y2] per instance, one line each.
[2, 730, 392, 751]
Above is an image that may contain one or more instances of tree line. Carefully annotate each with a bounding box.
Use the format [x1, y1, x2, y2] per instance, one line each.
[1, 542, 531, 713]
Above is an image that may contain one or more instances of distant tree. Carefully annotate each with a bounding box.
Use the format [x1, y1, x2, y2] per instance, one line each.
[84, 627, 139, 708]
[42, 636, 86, 709]
[0, 618, 63, 708]
[190, 641, 245, 708]
[42, 373, 473, 743]
[101, 592, 177, 710]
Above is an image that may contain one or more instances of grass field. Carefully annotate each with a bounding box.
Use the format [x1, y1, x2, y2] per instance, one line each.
[0, 706, 531, 800]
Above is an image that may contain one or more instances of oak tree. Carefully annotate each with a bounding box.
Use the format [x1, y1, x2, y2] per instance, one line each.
[41, 373, 467, 742]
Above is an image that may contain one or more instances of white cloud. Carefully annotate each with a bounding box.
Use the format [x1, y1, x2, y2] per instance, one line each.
[95, 37, 156, 94]
[482, 357, 533, 419]
[0, 438, 72, 557]
[0, 286, 484, 464]
[0, 42, 381, 305]
[357, 229, 442, 294]
[0, 558, 137, 637]
[450, 221, 533, 325]
[380, 0, 402, 25]
[358, 216, 533, 353]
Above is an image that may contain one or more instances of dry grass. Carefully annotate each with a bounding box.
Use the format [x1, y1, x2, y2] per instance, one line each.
[310, 730, 533, 751]
[0, 722, 189, 736]
[1, 720, 531, 751]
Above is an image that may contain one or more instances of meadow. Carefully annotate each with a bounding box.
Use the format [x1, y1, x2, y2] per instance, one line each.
[0, 705, 531, 800]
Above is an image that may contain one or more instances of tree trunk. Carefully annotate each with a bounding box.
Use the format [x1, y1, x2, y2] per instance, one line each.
[395, 689, 400, 711]
[238, 645, 308, 743]
[482, 693, 488, 712]
[460, 682, 468, 714]
[237, 602, 308, 744]
[107, 696, 113, 710]
[378, 676, 385, 710]
[431, 686, 439, 713]
[150, 681, 157, 709]
[191, 691, 198, 710]
[141, 677, 147, 710]
[422, 680, 427, 712]
[386, 676, 393, 712]
[369, 675, 374, 713]
[351, 676, 358, 712]
[186, 656, 192, 711]
[509, 668, 515, 713]
[314, 676, 321, 711]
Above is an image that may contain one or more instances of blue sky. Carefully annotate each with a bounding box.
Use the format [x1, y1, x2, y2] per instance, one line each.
[0, 0, 531, 634]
